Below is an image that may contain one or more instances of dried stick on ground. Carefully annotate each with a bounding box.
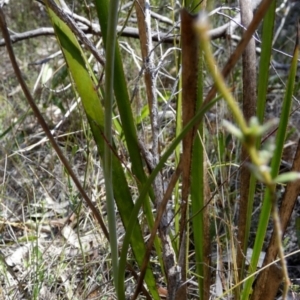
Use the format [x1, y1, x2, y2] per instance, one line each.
[0, 25, 179, 46]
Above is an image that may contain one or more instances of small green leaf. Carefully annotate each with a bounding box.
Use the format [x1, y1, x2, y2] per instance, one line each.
[257, 141, 275, 165]
[247, 163, 270, 183]
[274, 172, 300, 184]
[248, 117, 278, 137]
[41, 63, 53, 85]
[223, 120, 243, 140]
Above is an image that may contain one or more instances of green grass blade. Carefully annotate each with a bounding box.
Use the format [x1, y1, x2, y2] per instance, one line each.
[191, 56, 208, 300]
[185, 4, 209, 297]
[256, 1, 276, 123]
[174, 77, 182, 253]
[271, 54, 298, 177]
[104, 0, 120, 291]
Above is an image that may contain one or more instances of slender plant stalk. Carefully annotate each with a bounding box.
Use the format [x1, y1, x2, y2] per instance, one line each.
[195, 12, 296, 300]
[132, 160, 183, 300]
[180, 9, 199, 299]
[252, 139, 300, 299]
[237, 0, 257, 296]
[194, 16, 247, 133]
[240, 0, 276, 296]
[104, 0, 120, 292]
[186, 2, 211, 299]
[195, 15, 270, 176]
[203, 0, 276, 106]
[246, 23, 300, 300]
